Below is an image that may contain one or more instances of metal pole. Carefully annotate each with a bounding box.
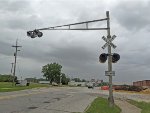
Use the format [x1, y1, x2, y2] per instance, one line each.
[106, 11, 114, 107]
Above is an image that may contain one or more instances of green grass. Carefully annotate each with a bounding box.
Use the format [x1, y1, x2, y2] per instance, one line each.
[128, 100, 150, 113]
[0, 82, 50, 92]
[85, 97, 121, 113]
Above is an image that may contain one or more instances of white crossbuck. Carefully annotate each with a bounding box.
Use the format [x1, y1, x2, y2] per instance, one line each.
[102, 35, 117, 49]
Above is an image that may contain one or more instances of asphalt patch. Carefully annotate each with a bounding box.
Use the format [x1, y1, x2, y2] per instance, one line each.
[28, 106, 38, 109]
[53, 97, 60, 101]
[43, 101, 50, 103]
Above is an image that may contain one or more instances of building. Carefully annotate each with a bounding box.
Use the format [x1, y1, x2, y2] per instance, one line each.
[39, 81, 50, 84]
[133, 80, 150, 88]
[68, 81, 86, 86]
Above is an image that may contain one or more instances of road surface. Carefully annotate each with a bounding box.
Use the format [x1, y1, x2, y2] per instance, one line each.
[0, 87, 149, 113]
[0, 87, 96, 113]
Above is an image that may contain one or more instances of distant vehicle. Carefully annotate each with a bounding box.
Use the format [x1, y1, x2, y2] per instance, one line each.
[52, 82, 58, 86]
[87, 82, 94, 89]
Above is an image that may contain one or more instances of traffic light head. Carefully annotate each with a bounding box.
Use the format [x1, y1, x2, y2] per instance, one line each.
[112, 53, 120, 63]
[27, 30, 43, 38]
[99, 53, 107, 63]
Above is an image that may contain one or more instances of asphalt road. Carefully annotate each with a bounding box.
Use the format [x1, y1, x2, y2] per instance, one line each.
[0, 87, 96, 113]
[0, 87, 149, 113]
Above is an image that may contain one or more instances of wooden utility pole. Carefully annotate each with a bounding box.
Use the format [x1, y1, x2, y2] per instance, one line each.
[11, 63, 14, 74]
[12, 39, 22, 86]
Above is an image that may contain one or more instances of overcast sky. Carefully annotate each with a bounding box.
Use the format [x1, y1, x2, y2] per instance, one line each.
[0, 0, 150, 84]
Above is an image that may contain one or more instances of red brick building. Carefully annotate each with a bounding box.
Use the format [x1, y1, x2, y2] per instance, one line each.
[133, 80, 150, 88]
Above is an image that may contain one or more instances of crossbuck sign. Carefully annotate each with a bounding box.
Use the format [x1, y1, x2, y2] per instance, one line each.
[102, 35, 117, 49]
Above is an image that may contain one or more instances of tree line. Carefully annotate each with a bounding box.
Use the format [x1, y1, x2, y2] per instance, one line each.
[0, 62, 84, 85]
[0, 74, 17, 82]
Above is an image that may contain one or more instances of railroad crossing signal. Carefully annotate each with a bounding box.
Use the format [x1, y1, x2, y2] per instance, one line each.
[102, 35, 117, 49]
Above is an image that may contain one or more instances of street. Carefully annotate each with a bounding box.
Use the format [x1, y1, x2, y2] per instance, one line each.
[0, 87, 150, 113]
[0, 87, 96, 113]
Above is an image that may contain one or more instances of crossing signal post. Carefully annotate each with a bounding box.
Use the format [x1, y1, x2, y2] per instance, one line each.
[100, 11, 120, 107]
[26, 11, 119, 107]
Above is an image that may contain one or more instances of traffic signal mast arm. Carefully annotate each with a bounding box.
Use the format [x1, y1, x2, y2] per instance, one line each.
[27, 18, 109, 38]
[37, 18, 108, 31]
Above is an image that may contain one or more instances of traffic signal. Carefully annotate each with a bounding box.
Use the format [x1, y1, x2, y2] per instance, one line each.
[37, 31, 43, 37]
[99, 53, 108, 63]
[112, 53, 120, 63]
[27, 30, 43, 38]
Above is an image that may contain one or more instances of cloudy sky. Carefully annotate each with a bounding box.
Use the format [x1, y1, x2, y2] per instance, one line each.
[0, 0, 150, 84]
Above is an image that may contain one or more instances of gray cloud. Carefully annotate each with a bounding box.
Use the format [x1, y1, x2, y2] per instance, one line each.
[0, 0, 150, 83]
[0, 0, 30, 12]
[112, 0, 150, 31]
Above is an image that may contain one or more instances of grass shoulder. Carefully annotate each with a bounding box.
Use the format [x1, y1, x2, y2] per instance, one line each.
[0, 82, 50, 92]
[85, 97, 121, 113]
[128, 100, 150, 113]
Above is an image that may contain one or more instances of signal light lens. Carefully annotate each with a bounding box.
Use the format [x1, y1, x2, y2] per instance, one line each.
[99, 53, 107, 63]
[37, 32, 43, 37]
[112, 53, 120, 63]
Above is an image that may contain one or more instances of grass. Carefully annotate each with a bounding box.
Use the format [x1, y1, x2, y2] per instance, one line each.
[0, 82, 50, 92]
[128, 100, 150, 113]
[85, 97, 121, 113]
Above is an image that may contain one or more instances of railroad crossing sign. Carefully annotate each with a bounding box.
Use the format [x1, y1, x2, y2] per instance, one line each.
[105, 71, 115, 76]
[102, 35, 117, 49]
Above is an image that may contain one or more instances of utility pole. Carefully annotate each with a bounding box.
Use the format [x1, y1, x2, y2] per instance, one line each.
[12, 39, 22, 86]
[11, 63, 14, 74]
[59, 75, 62, 86]
[11, 62, 14, 86]
[106, 11, 114, 107]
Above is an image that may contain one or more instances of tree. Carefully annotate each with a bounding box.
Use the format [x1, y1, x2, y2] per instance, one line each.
[81, 79, 86, 82]
[42, 62, 62, 84]
[72, 78, 81, 82]
[61, 73, 70, 85]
